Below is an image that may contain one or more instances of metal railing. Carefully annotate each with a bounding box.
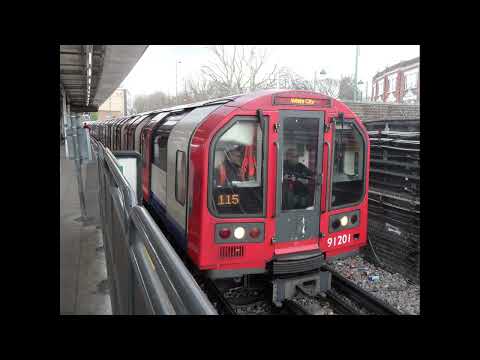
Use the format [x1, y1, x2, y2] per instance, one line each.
[91, 137, 217, 315]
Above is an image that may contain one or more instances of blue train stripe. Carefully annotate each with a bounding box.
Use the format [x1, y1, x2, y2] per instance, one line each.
[148, 192, 187, 251]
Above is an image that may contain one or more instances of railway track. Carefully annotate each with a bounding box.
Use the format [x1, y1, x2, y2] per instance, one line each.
[283, 291, 359, 315]
[202, 270, 401, 315]
[191, 263, 402, 315]
[283, 266, 403, 315]
[322, 265, 402, 315]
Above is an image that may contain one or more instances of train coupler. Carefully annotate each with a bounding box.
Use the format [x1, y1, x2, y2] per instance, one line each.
[272, 270, 331, 307]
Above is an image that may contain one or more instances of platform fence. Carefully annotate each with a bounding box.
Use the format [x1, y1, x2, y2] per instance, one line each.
[91, 137, 217, 315]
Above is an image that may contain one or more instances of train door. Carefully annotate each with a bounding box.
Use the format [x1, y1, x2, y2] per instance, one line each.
[275, 110, 324, 242]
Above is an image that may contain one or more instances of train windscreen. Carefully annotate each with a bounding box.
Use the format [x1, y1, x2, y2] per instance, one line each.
[211, 117, 264, 216]
[331, 120, 365, 208]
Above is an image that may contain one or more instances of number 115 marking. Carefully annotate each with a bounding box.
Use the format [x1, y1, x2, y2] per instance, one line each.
[217, 194, 240, 205]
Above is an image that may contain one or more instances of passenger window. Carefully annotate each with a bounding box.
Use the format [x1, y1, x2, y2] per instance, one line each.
[331, 120, 365, 208]
[153, 134, 168, 171]
[175, 151, 186, 205]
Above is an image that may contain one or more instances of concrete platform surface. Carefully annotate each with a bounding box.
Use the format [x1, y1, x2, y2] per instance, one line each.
[60, 145, 112, 315]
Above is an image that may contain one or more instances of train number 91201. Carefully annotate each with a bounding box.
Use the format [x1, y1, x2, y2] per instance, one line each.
[326, 234, 351, 248]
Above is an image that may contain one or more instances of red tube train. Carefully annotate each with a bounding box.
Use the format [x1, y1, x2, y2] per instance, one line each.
[90, 90, 370, 305]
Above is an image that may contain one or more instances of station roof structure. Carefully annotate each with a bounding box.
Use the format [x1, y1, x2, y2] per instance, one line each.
[60, 45, 148, 113]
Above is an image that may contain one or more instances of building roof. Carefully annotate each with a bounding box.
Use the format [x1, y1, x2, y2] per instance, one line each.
[344, 101, 420, 122]
[373, 57, 420, 80]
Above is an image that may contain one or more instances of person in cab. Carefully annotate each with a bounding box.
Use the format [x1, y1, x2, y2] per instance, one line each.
[282, 147, 315, 209]
[215, 144, 245, 186]
[283, 148, 314, 180]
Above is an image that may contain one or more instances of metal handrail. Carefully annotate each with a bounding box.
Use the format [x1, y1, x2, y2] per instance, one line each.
[130, 240, 176, 314]
[130, 206, 217, 315]
[90, 136, 217, 315]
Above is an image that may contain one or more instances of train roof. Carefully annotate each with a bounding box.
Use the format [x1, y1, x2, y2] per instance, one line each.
[147, 94, 244, 114]
[138, 89, 331, 116]
[102, 89, 352, 124]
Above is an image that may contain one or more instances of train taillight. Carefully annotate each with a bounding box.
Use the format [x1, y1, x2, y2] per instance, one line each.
[249, 227, 261, 239]
[350, 214, 358, 224]
[332, 219, 341, 230]
[219, 228, 231, 239]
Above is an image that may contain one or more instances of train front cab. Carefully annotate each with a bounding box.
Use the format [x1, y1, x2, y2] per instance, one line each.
[187, 91, 369, 304]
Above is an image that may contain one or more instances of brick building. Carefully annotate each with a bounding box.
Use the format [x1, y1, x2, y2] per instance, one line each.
[371, 57, 419, 104]
[98, 88, 128, 121]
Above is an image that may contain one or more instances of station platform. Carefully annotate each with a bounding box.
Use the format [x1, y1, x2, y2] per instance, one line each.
[60, 145, 112, 315]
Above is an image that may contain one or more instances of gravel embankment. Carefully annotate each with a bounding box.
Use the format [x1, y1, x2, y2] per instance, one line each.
[329, 255, 420, 315]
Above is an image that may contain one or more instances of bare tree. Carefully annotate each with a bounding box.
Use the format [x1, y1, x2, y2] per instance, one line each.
[275, 66, 312, 90]
[133, 94, 147, 113]
[184, 76, 216, 102]
[338, 76, 355, 100]
[132, 47, 344, 112]
[200, 45, 278, 96]
[316, 78, 340, 98]
[133, 91, 176, 112]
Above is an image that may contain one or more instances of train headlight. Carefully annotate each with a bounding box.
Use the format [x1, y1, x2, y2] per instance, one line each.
[234, 226, 246, 240]
[340, 216, 349, 227]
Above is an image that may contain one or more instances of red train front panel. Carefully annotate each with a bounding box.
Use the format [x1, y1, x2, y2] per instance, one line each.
[186, 91, 369, 274]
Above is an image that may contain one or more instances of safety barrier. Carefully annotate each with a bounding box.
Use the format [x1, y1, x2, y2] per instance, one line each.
[91, 137, 217, 315]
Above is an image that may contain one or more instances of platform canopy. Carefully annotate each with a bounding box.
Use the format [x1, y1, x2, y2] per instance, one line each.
[60, 45, 148, 113]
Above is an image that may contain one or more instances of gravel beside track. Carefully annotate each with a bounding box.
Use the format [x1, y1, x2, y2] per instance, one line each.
[329, 255, 420, 315]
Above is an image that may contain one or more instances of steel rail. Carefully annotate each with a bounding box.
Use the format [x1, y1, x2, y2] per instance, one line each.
[322, 265, 402, 315]
[283, 299, 311, 315]
[325, 291, 360, 315]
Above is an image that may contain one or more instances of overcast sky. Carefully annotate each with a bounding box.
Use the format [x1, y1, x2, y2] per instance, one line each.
[120, 45, 420, 99]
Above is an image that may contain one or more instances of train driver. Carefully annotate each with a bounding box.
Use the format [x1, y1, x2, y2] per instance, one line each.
[283, 147, 314, 179]
[215, 144, 245, 186]
[282, 147, 315, 209]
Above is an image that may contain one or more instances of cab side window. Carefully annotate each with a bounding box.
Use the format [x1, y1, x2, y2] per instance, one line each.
[211, 117, 264, 216]
[331, 120, 365, 208]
